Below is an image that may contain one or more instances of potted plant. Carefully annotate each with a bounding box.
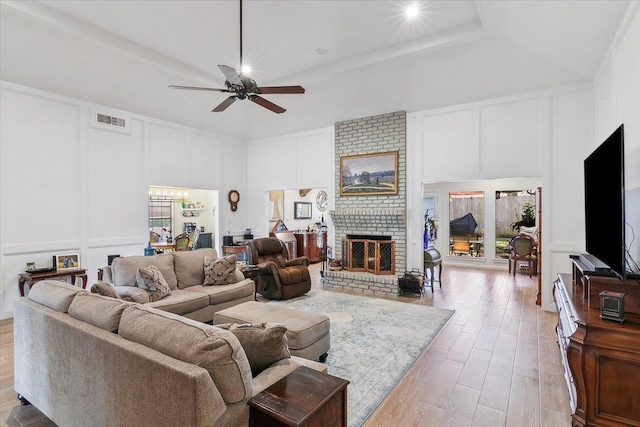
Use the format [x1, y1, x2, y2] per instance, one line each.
[510, 202, 536, 232]
[424, 209, 438, 248]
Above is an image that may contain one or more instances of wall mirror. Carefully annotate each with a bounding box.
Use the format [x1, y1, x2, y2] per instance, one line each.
[294, 202, 312, 219]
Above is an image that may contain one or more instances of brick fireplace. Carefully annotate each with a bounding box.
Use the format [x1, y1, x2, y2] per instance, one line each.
[324, 111, 406, 296]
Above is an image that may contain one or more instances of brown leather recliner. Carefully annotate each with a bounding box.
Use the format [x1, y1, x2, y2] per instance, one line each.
[248, 237, 311, 300]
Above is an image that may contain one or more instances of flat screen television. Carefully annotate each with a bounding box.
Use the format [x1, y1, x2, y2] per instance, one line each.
[583, 124, 625, 279]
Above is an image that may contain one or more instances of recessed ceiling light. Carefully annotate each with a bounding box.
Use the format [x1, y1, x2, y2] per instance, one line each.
[405, 3, 420, 18]
[315, 48, 329, 55]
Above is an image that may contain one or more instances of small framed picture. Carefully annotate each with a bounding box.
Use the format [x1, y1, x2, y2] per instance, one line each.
[55, 254, 80, 271]
[26, 262, 35, 271]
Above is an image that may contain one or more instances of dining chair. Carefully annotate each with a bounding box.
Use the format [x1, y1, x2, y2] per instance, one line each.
[508, 234, 537, 277]
[451, 235, 471, 256]
[174, 233, 191, 251]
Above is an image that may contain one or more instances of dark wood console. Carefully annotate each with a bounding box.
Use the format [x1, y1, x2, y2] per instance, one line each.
[554, 258, 640, 427]
[294, 231, 327, 263]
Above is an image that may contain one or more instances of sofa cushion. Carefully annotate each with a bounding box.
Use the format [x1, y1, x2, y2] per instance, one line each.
[114, 286, 151, 303]
[145, 289, 209, 315]
[204, 255, 239, 286]
[216, 323, 290, 377]
[27, 280, 82, 313]
[277, 265, 311, 285]
[68, 292, 130, 332]
[111, 254, 178, 290]
[173, 248, 218, 289]
[119, 305, 252, 404]
[184, 280, 254, 306]
[136, 265, 171, 302]
[91, 281, 121, 299]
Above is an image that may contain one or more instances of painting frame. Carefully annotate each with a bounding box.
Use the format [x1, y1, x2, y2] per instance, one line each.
[340, 151, 399, 196]
[55, 253, 80, 271]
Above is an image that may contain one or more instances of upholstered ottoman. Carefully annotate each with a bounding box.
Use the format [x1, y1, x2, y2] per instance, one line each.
[214, 301, 330, 362]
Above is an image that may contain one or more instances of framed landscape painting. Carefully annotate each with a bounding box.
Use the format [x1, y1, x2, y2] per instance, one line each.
[340, 151, 398, 196]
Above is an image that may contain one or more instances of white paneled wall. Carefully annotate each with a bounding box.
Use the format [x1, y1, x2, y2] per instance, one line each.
[479, 98, 543, 177]
[418, 110, 474, 181]
[0, 81, 244, 319]
[87, 119, 146, 246]
[408, 85, 594, 311]
[149, 123, 188, 186]
[295, 133, 331, 188]
[1, 89, 82, 250]
[595, 3, 640, 266]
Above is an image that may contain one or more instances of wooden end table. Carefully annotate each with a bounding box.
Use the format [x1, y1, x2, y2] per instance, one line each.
[249, 366, 349, 427]
[240, 265, 259, 301]
[18, 268, 88, 297]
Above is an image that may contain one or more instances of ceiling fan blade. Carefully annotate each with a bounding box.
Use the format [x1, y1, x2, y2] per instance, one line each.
[249, 95, 286, 114]
[218, 65, 243, 87]
[212, 96, 237, 112]
[168, 85, 230, 92]
[257, 86, 305, 95]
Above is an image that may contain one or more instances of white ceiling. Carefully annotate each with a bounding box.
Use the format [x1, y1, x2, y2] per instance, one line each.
[0, 0, 631, 140]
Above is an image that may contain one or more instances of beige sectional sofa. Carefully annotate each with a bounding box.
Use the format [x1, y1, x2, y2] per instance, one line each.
[14, 280, 326, 427]
[100, 249, 254, 322]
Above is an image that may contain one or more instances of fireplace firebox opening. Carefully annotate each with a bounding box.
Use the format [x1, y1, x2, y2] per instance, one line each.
[342, 235, 395, 275]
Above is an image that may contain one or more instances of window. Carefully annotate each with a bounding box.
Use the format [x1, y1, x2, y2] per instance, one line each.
[423, 193, 438, 249]
[148, 197, 173, 239]
[449, 192, 484, 257]
[495, 190, 536, 259]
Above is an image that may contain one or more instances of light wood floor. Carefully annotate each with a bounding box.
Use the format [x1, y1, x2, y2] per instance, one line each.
[0, 265, 571, 427]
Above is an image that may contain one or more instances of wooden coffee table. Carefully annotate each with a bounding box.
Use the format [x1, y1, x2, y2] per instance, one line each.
[249, 366, 349, 427]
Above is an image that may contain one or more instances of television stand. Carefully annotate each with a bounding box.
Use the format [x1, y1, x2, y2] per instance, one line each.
[554, 257, 640, 426]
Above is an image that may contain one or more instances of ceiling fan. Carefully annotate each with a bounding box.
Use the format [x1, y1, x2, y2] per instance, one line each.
[168, 0, 304, 114]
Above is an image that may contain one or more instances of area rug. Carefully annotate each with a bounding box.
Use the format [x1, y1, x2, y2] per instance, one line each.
[268, 290, 454, 427]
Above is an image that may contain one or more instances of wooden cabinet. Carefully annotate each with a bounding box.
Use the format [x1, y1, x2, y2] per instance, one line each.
[222, 244, 249, 259]
[554, 258, 640, 427]
[273, 232, 297, 261]
[294, 231, 326, 263]
[195, 232, 212, 249]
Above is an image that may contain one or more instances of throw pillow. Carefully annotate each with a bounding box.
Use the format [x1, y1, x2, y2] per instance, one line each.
[90, 281, 121, 299]
[203, 255, 239, 286]
[519, 226, 538, 240]
[136, 265, 171, 302]
[216, 322, 290, 376]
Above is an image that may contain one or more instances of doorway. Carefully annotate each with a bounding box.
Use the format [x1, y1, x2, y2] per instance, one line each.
[148, 185, 219, 250]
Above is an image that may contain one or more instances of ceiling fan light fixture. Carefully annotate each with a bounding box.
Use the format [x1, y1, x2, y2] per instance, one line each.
[405, 3, 420, 19]
[168, 0, 304, 114]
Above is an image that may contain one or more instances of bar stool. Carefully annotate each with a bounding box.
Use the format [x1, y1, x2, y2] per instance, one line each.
[423, 248, 442, 292]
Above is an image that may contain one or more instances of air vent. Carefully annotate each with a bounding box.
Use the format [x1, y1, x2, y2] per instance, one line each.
[97, 113, 126, 128]
[90, 108, 131, 134]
